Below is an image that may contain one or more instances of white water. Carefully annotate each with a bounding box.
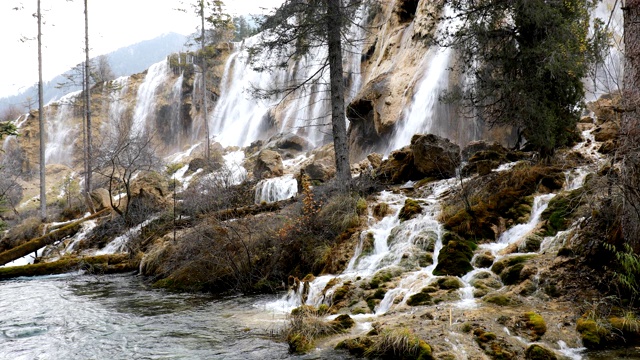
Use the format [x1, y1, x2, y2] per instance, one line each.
[45, 91, 82, 165]
[480, 194, 556, 257]
[254, 174, 298, 204]
[131, 61, 170, 137]
[97, 217, 158, 255]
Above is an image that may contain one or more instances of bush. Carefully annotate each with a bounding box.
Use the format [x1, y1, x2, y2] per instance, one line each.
[0, 216, 43, 252]
[286, 305, 354, 354]
[365, 328, 433, 360]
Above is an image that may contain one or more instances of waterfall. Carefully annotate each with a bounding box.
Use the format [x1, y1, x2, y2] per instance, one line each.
[209, 3, 367, 148]
[254, 174, 298, 204]
[131, 61, 170, 137]
[45, 90, 82, 165]
[103, 76, 131, 135]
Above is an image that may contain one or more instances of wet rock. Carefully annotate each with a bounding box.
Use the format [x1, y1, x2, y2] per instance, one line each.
[376, 146, 420, 183]
[482, 292, 520, 306]
[407, 287, 433, 306]
[398, 198, 423, 221]
[598, 139, 617, 154]
[525, 344, 557, 360]
[474, 252, 496, 268]
[491, 255, 536, 285]
[253, 149, 283, 180]
[433, 240, 474, 277]
[518, 312, 547, 341]
[435, 276, 463, 290]
[410, 134, 461, 179]
[303, 144, 336, 182]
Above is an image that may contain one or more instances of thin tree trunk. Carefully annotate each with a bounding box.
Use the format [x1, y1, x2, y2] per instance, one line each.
[201, 0, 210, 161]
[37, 0, 46, 220]
[326, 0, 352, 192]
[623, 0, 640, 248]
[84, 0, 95, 213]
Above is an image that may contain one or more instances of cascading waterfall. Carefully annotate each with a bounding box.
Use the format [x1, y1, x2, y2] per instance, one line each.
[45, 91, 82, 165]
[102, 76, 131, 135]
[254, 174, 298, 204]
[209, 3, 367, 149]
[131, 61, 170, 137]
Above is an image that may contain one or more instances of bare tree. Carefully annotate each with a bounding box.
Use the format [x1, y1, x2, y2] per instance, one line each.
[37, 0, 46, 220]
[92, 55, 115, 83]
[93, 119, 160, 224]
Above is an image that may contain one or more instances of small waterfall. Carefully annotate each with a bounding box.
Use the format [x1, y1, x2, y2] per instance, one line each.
[254, 174, 298, 204]
[480, 194, 556, 257]
[64, 220, 98, 253]
[45, 91, 82, 165]
[131, 61, 170, 137]
[97, 217, 158, 254]
[103, 76, 131, 134]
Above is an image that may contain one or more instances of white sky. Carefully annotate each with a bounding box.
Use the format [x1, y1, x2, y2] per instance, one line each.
[0, 0, 284, 99]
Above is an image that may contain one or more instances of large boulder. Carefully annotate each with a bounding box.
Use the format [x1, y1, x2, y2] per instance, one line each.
[410, 134, 461, 179]
[254, 149, 283, 180]
[376, 146, 420, 183]
[303, 144, 336, 182]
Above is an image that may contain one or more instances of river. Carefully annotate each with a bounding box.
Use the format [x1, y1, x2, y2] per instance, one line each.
[0, 272, 345, 360]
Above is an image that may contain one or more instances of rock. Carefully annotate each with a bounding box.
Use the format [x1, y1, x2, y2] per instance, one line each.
[410, 134, 460, 179]
[461, 140, 508, 162]
[525, 344, 557, 360]
[433, 240, 474, 277]
[254, 149, 283, 180]
[594, 120, 619, 142]
[579, 115, 594, 124]
[473, 252, 495, 268]
[376, 146, 419, 183]
[367, 153, 383, 168]
[90, 188, 112, 210]
[275, 133, 309, 152]
[491, 255, 536, 286]
[598, 139, 617, 154]
[398, 198, 422, 221]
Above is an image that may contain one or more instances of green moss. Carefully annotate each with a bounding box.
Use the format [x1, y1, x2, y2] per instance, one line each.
[437, 276, 463, 290]
[332, 284, 350, 303]
[407, 288, 433, 306]
[419, 253, 434, 267]
[576, 318, 603, 349]
[483, 294, 513, 306]
[287, 332, 313, 354]
[370, 269, 395, 288]
[541, 189, 584, 236]
[399, 199, 423, 221]
[525, 344, 557, 360]
[524, 312, 547, 340]
[433, 240, 474, 277]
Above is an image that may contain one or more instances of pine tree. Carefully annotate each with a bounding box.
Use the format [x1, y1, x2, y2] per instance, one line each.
[251, 0, 366, 192]
[439, 0, 607, 156]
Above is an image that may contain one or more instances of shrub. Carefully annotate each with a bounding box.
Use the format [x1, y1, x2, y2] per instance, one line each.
[0, 216, 43, 252]
[365, 328, 433, 360]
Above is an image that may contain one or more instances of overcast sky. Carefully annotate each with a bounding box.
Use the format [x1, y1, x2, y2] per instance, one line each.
[0, 0, 284, 99]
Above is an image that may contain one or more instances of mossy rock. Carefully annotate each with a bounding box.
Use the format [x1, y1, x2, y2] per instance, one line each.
[369, 268, 400, 289]
[541, 188, 584, 236]
[483, 293, 518, 306]
[433, 240, 474, 277]
[407, 288, 433, 306]
[414, 230, 438, 252]
[419, 253, 434, 267]
[519, 235, 543, 253]
[362, 232, 375, 255]
[436, 276, 463, 290]
[331, 314, 355, 332]
[525, 344, 557, 360]
[576, 318, 607, 349]
[332, 284, 351, 303]
[473, 252, 495, 268]
[491, 255, 536, 285]
[335, 337, 374, 357]
[287, 332, 313, 354]
[522, 312, 547, 340]
[399, 198, 423, 221]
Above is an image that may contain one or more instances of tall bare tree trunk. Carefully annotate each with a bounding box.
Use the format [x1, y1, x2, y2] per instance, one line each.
[37, 0, 46, 220]
[326, 0, 351, 192]
[200, 0, 210, 161]
[84, 0, 95, 213]
[622, 0, 640, 248]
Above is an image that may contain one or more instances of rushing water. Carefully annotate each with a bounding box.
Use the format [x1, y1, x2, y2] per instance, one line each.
[0, 273, 344, 360]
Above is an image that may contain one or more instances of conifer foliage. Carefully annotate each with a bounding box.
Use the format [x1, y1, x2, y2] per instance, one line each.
[438, 0, 608, 156]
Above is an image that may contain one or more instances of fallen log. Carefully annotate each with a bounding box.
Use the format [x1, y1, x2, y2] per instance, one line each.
[0, 253, 139, 280]
[0, 209, 110, 266]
